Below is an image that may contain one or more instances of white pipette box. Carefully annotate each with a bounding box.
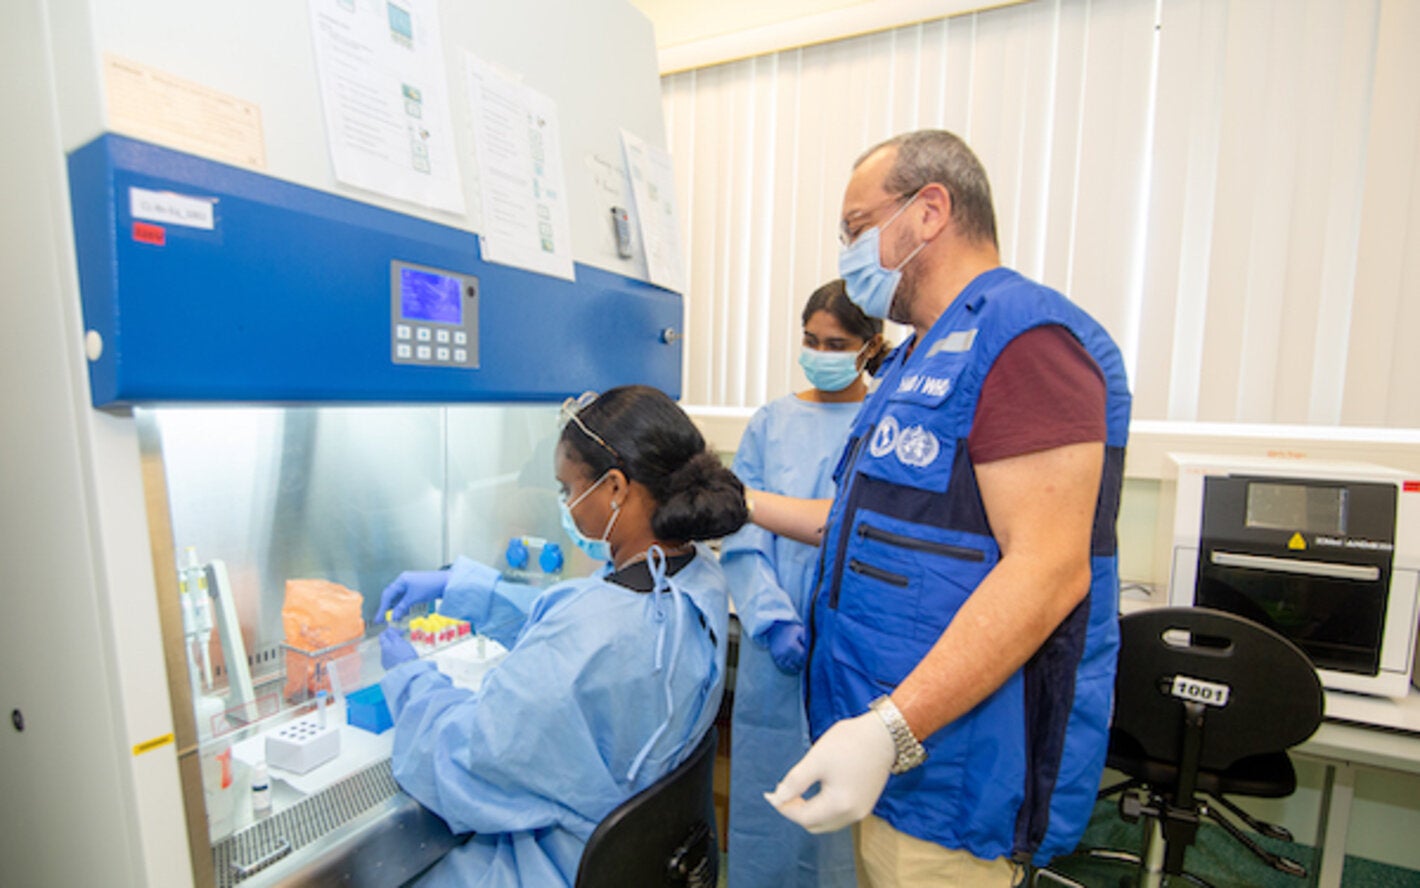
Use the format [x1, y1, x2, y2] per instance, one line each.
[265, 718, 341, 774]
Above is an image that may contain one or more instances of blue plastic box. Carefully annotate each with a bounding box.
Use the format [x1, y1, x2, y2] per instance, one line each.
[346, 684, 393, 734]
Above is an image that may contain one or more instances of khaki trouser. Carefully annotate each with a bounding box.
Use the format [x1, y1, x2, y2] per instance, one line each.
[853, 813, 1018, 888]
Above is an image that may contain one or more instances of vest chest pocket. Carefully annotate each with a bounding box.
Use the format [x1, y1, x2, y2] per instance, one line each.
[844, 512, 998, 646]
[836, 548, 922, 644]
[855, 351, 971, 493]
[857, 523, 985, 563]
[855, 408, 956, 494]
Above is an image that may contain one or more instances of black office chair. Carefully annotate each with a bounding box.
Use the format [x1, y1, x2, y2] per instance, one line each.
[574, 726, 720, 888]
[1039, 607, 1324, 888]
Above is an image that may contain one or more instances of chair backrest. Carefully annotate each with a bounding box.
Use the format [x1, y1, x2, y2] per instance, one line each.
[574, 726, 719, 888]
[1113, 607, 1323, 773]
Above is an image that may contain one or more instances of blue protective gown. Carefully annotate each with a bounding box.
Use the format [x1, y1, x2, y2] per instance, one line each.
[381, 545, 728, 888]
[720, 395, 861, 888]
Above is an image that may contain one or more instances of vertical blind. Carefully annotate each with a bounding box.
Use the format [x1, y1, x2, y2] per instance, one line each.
[661, 0, 1420, 427]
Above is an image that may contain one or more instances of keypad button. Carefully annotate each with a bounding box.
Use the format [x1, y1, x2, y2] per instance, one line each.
[436, 347, 450, 362]
[453, 348, 467, 363]
[416, 328, 432, 342]
[435, 329, 450, 344]
[396, 343, 412, 359]
[454, 331, 468, 345]
[416, 345, 432, 360]
[396, 324, 412, 340]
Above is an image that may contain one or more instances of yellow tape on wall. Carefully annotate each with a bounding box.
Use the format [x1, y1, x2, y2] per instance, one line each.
[132, 733, 175, 756]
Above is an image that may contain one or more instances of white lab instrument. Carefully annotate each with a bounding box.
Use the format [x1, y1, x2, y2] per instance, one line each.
[1167, 454, 1420, 699]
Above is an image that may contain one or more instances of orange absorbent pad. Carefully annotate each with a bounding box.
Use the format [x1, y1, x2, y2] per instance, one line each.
[282, 578, 365, 702]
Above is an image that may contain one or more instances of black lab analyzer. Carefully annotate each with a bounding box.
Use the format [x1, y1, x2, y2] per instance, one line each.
[1168, 454, 1420, 699]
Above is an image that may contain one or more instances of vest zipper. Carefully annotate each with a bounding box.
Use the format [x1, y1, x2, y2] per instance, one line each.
[805, 432, 869, 723]
[857, 523, 986, 562]
[825, 435, 872, 610]
[848, 558, 909, 587]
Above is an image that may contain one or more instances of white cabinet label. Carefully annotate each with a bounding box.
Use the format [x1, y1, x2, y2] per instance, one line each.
[129, 187, 215, 230]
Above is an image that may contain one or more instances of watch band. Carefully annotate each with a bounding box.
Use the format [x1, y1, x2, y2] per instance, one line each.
[869, 695, 927, 774]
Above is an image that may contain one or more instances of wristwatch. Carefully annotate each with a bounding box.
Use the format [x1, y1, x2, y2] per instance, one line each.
[869, 695, 927, 774]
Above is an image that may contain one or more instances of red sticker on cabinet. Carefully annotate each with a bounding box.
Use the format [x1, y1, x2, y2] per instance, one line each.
[133, 221, 166, 245]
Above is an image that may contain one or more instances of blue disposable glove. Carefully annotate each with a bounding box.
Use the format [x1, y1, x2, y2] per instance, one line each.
[765, 620, 807, 674]
[378, 570, 449, 622]
[379, 626, 419, 669]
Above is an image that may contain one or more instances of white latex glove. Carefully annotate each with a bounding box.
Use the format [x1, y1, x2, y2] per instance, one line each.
[763, 709, 896, 833]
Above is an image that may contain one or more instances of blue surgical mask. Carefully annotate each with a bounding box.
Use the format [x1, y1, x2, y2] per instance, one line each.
[558, 472, 620, 562]
[838, 191, 926, 319]
[799, 347, 860, 392]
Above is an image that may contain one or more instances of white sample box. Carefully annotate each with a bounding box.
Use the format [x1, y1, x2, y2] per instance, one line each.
[265, 718, 341, 774]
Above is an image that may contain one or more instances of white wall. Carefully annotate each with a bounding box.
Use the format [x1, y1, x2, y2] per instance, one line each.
[631, 0, 865, 48]
[631, 0, 1029, 71]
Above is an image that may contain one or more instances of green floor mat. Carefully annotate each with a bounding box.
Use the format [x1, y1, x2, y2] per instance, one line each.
[1039, 799, 1420, 887]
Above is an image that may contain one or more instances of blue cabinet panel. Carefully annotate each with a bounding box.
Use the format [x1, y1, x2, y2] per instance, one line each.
[67, 135, 682, 406]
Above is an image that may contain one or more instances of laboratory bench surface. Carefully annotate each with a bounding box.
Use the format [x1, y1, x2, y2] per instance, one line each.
[1296, 689, 1420, 888]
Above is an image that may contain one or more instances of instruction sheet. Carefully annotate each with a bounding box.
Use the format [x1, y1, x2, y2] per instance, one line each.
[620, 129, 685, 293]
[307, 0, 464, 214]
[466, 55, 576, 282]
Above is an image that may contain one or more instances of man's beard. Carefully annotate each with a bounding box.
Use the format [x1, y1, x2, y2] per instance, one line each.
[887, 247, 920, 325]
[886, 228, 920, 325]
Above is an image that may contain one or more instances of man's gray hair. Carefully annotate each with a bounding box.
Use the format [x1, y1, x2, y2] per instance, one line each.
[855, 130, 998, 248]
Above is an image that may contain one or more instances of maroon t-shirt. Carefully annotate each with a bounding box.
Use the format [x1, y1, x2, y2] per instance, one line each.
[966, 325, 1106, 465]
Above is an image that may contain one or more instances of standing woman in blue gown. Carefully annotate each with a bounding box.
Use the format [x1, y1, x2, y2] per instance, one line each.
[722, 280, 886, 888]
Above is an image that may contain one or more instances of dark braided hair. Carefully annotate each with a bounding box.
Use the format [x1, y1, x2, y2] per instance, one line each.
[560, 386, 748, 541]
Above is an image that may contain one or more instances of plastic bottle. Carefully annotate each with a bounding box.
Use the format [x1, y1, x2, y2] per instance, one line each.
[251, 760, 271, 815]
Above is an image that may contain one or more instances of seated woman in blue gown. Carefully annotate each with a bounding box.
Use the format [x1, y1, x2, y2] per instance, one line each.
[377, 385, 747, 887]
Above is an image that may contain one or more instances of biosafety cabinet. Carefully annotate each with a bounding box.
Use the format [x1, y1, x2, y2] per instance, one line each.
[0, 2, 681, 885]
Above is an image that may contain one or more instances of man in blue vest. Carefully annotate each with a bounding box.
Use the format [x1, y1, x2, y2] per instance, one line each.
[748, 129, 1131, 886]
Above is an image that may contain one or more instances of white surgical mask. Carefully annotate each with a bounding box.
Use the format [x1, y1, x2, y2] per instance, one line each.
[558, 472, 620, 562]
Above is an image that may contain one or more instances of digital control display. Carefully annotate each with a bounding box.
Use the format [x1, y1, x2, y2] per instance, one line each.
[1245, 482, 1347, 534]
[399, 267, 462, 325]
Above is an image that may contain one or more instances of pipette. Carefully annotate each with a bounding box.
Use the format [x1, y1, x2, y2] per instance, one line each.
[181, 547, 215, 689]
